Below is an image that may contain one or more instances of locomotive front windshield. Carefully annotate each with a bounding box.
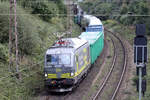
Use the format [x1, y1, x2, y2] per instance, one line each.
[46, 54, 71, 66]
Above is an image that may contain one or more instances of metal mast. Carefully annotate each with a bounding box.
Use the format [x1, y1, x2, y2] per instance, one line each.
[9, 0, 19, 74]
[69, 0, 72, 37]
[14, 0, 19, 73]
[9, 0, 13, 71]
[67, 0, 72, 37]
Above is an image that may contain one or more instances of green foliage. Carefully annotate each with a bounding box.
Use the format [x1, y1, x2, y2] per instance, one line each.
[55, 0, 67, 14]
[0, 2, 66, 56]
[128, 1, 149, 24]
[0, 2, 9, 43]
[119, 1, 150, 35]
[117, 1, 149, 25]
[0, 44, 8, 62]
[103, 20, 117, 26]
[120, 4, 128, 14]
[32, 1, 59, 22]
[79, 2, 93, 13]
[0, 1, 82, 99]
[94, 3, 113, 20]
[17, 16, 42, 55]
[0, 64, 44, 100]
[80, 0, 150, 35]
[145, 18, 150, 35]
[119, 15, 130, 25]
[80, 1, 118, 20]
[20, 0, 67, 22]
[104, 20, 150, 100]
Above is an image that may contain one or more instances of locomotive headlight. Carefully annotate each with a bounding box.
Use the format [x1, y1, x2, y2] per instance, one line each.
[70, 72, 74, 76]
[45, 73, 48, 77]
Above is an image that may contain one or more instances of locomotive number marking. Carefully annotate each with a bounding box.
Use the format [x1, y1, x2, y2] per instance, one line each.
[56, 68, 62, 72]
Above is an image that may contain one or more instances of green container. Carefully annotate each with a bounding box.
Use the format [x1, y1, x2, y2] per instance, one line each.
[79, 31, 104, 64]
[74, 16, 78, 24]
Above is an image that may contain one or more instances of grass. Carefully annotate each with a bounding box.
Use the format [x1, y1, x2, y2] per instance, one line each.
[104, 20, 150, 100]
[0, 1, 82, 100]
[99, 33, 125, 100]
[82, 36, 114, 100]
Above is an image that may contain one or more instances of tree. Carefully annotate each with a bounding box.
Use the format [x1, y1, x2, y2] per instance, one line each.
[32, 1, 59, 22]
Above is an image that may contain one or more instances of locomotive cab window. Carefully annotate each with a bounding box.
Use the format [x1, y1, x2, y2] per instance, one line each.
[59, 54, 71, 65]
[46, 55, 58, 65]
[46, 54, 71, 66]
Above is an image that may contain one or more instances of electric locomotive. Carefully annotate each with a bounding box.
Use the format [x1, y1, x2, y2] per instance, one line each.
[44, 38, 91, 92]
[44, 12, 104, 92]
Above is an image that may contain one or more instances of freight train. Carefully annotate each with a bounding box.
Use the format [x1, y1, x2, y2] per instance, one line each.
[44, 6, 104, 92]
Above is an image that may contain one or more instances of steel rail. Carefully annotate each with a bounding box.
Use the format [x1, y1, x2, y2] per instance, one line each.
[106, 29, 127, 100]
[92, 36, 117, 100]
[92, 28, 127, 100]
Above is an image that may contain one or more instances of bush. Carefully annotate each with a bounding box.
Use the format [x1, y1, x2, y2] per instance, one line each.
[80, 2, 114, 20]
[120, 4, 128, 14]
[0, 2, 57, 56]
[0, 1, 78, 100]
[0, 44, 8, 62]
[0, 2, 9, 43]
[55, 0, 67, 15]
[104, 20, 117, 26]
[32, 1, 59, 22]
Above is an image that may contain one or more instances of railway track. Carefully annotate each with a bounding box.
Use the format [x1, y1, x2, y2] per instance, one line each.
[92, 28, 127, 100]
[44, 90, 73, 100]
[44, 28, 127, 100]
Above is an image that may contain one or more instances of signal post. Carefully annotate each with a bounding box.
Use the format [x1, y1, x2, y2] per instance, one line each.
[134, 24, 148, 100]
